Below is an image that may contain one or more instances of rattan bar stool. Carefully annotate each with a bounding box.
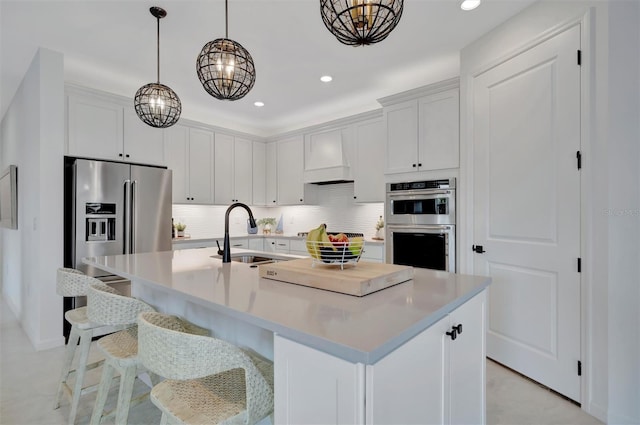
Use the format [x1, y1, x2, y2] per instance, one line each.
[53, 268, 124, 425]
[87, 285, 209, 425]
[137, 311, 274, 425]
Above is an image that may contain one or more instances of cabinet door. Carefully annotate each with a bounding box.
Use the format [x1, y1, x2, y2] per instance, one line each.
[266, 143, 278, 206]
[264, 238, 277, 252]
[252, 142, 267, 205]
[275, 335, 364, 425]
[189, 128, 214, 204]
[449, 291, 486, 425]
[214, 133, 235, 205]
[354, 119, 385, 202]
[233, 137, 253, 204]
[277, 136, 305, 205]
[418, 89, 459, 170]
[123, 106, 165, 165]
[163, 124, 189, 203]
[367, 314, 449, 424]
[67, 93, 123, 161]
[384, 99, 418, 174]
[248, 238, 264, 251]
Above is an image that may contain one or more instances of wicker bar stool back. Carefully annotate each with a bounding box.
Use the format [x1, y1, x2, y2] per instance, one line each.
[53, 268, 122, 425]
[138, 311, 274, 425]
[86, 283, 155, 425]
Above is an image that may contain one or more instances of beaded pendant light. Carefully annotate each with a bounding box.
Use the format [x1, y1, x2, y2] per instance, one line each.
[134, 7, 181, 128]
[320, 0, 404, 46]
[196, 0, 256, 101]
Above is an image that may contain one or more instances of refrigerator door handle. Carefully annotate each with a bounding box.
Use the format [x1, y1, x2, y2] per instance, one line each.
[131, 180, 137, 253]
[123, 179, 131, 254]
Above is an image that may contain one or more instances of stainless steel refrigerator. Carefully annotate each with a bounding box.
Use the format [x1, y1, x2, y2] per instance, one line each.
[63, 157, 172, 335]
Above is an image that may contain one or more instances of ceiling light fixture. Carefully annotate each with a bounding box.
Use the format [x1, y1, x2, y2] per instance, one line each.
[196, 0, 256, 101]
[134, 7, 181, 128]
[320, 0, 404, 46]
[254, 101, 264, 107]
[320, 75, 333, 82]
[460, 0, 481, 11]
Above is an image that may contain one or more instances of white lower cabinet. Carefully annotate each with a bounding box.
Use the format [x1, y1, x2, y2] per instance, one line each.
[274, 290, 486, 425]
[248, 238, 264, 251]
[361, 244, 384, 263]
[274, 335, 365, 425]
[264, 238, 290, 253]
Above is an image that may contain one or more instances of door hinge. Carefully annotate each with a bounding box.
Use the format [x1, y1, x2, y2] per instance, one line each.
[577, 258, 582, 273]
[577, 50, 582, 66]
[578, 360, 582, 376]
[576, 151, 582, 169]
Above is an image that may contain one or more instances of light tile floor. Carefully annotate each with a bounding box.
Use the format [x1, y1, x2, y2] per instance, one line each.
[2, 299, 602, 425]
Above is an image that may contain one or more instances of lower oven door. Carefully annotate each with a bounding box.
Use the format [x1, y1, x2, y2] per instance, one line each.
[386, 225, 455, 272]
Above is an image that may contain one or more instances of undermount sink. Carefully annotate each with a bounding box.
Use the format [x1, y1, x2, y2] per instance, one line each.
[231, 255, 274, 264]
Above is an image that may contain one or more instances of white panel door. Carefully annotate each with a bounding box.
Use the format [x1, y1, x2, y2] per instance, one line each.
[472, 25, 581, 401]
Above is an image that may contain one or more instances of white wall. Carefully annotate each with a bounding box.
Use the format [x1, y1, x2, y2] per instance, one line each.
[0, 48, 65, 350]
[173, 183, 384, 240]
[459, 0, 640, 422]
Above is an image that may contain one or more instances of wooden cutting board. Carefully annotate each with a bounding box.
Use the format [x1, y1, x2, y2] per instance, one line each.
[258, 258, 414, 297]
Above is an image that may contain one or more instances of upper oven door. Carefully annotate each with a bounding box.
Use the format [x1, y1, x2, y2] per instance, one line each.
[386, 189, 455, 225]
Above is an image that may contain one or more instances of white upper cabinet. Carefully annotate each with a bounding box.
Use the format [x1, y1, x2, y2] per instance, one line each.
[233, 137, 253, 204]
[123, 106, 165, 165]
[277, 136, 316, 205]
[418, 89, 459, 171]
[66, 87, 164, 166]
[252, 141, 267, 206]
[214, 133, 234, 205]
[353, 118, 385, 202]
[384, 99, 419, 174]
[214, 133, 253, 205]
[266, 142, 278, 206]
[164, 124, 214, 204]
[382, 80, 460, 175]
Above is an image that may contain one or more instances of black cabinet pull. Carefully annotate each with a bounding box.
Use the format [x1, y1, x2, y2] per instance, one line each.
[412, 163, 417, 168]
[418, 163, 422, 167]
[125, 154, 130, 158]
[472, 245, 485, 254]
[446, 329, 457, 340]
[272, 200, 276, 203]
[354, 196, 357, 199]
[118, 153, 123, 157]
[300, 198, 303, 202]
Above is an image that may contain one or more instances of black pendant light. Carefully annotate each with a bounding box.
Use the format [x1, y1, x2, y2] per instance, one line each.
[196, 0, 256, 101]
[134, 6, 181, 128]
[320, 0, 404, 46]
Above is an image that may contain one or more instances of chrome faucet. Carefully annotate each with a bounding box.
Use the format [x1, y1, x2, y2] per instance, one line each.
[219, 202, 257, 263]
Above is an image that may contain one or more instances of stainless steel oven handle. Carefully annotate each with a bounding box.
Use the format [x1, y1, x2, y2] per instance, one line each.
[387, 225, 453, 232]
[388, 190, 452, 197]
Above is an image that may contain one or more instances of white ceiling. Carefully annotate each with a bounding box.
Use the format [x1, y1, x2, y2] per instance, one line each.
[0, 0, 537, 137]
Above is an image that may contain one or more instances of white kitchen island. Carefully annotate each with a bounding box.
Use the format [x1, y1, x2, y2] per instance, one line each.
[84, 247, 491, 425]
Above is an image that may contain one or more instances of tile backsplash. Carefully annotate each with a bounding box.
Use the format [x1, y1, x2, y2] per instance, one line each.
[172, 182, 384, 239]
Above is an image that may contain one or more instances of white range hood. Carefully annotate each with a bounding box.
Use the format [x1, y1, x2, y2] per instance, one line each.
[303, 128, 353, 184]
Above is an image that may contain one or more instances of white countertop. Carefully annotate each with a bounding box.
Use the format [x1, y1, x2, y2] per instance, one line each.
[84, 248, 489, 363]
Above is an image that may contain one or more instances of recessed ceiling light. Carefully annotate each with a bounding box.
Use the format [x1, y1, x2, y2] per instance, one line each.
[320, 75, 333, 83]
[460, 0, 481, 10]
[254, 101, 264, 107]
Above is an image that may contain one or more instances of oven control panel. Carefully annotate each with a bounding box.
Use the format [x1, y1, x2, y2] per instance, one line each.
[388, 179, 455, 192]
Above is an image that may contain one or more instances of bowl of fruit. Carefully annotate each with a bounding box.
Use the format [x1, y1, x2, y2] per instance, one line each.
[305, 224, 365, 269]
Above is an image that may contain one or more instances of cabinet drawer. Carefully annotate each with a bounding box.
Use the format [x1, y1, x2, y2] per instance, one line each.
[289, 239, 308, 255]
[229, 238, 248, 249]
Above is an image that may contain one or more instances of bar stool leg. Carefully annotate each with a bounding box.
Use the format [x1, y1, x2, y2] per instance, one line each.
[90, 362, 115, 425]
[114, 365, 137, 425]
[54, 326, 80, 409]
[67, 330, 92, 425]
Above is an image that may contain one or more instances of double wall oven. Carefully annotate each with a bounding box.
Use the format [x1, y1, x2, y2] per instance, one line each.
[385, 178, 456, 272]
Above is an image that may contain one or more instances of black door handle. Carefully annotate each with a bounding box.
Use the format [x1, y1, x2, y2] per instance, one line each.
[472, 245, 485, 254]
[446, 328, 457, 340]
[454, 324, 462, 335]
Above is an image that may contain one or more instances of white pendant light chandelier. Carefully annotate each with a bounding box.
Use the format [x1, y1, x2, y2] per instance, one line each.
[134, 6, 181, 128]
[320, 0, 404, 46]
[196, 0, 256, 101]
